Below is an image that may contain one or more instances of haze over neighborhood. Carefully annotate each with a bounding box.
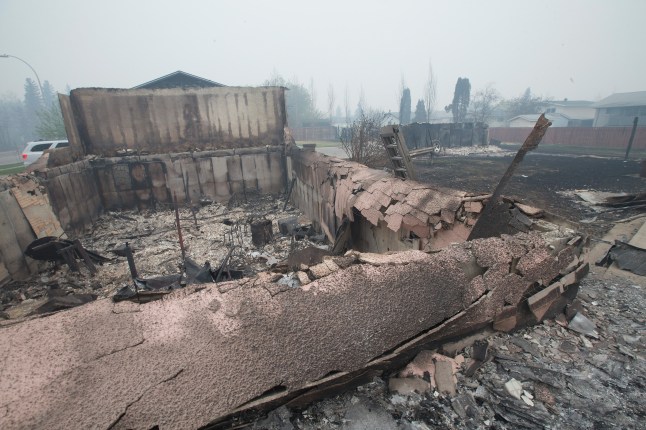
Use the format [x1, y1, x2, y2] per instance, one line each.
[1, 0, 645, 111]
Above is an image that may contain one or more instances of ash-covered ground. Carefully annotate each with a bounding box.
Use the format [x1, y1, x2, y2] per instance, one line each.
[414, 153, 645, 238]
[0, 194, 322, 319]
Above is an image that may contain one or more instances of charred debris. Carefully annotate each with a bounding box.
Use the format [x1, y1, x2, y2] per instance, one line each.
[2, 87, 641, 430]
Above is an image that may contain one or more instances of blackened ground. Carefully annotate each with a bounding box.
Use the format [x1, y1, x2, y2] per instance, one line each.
[414, 154, 645, 237]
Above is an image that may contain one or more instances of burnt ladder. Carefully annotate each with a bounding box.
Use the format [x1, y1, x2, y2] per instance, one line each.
[380, 125, 417, 180]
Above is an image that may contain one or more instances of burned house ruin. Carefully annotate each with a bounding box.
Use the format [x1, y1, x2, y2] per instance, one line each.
[0, 85, 590, 429]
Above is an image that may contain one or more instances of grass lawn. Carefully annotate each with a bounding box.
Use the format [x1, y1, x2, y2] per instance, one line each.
[0, 163, 25, 176]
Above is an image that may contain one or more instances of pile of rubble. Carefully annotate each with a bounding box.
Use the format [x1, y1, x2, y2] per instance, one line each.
[0, 194, 325, 319]
[254, 273, 645, 430]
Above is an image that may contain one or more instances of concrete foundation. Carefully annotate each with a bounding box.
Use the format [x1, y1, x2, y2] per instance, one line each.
[0, 229, 587, 429]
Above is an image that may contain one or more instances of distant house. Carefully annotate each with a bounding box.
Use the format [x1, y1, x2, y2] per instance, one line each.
[592, 91, 646, 127]
[544, 100, 595, 127]
[508, 113, 569, 128]
[133, 71, 225, 90]
[428, 110, 454, 124]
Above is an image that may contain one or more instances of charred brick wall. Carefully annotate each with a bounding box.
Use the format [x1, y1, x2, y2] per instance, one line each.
[64, 86, 286, 156]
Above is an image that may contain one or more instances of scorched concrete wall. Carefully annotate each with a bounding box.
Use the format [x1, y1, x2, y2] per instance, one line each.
[44, 159, 103, 234]
[66, 86, 286, 156]
[92, 146, 286, 210]
[288, 147, 484, 253]
[0, 147, 286, 284]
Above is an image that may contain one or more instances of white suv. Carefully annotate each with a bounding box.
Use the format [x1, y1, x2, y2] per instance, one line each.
[21, 140, 69, 165]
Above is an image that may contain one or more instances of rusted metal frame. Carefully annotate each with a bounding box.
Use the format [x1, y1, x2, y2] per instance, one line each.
[214, 247, 235, 282]
[467, 114, 552, 241]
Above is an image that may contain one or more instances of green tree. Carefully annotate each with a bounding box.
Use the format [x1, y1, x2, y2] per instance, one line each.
[413, 99, 427, 123]
[445, 78, 471, 123]
[41, 80, 57, 107]
[399, 88, 411, 124]
[24, 78, 43, 134]
[0, 79, 67, 150]
[263, 73, 322, 127]
[36, 103, 66, 139]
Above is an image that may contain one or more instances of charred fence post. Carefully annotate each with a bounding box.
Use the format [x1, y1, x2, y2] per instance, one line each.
[173, 194, 186, 263]
[468, 114, 551, 240]
[124, 242, 140, 303]
[250, 219, 273, 246]
[283, 177, 297, 211]
[124, 242, 138, 279]
[625, 116, 639, 160]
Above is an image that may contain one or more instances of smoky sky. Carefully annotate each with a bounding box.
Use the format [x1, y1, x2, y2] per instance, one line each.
[1, 0, 644, 112]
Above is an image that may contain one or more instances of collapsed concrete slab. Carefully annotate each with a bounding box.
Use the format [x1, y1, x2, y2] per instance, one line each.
[0, 224, 587, 429]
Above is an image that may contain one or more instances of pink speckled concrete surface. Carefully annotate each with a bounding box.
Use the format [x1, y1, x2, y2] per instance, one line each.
[0, 233, 584, 429]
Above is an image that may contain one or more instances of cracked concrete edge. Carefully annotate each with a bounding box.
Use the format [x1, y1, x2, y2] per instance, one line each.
[0, 231, 586, 430]
[107, 369, 185, 430]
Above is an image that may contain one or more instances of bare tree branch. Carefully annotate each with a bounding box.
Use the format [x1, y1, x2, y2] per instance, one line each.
[344, 85, 351, 124]
[423, 60, 437, 122]
[340, 109, 388, 168]
[470, 84, 501, 123]
[327, 84, 335, 121]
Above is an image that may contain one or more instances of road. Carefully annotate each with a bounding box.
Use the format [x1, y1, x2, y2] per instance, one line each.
[0, 150, 21, 165]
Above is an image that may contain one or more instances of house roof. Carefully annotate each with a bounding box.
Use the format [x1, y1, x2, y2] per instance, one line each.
[509, 113, 570, 122]
[592, 91, 646, 108]
[133, 71, 224, 89]
[547, 100, 594, 107]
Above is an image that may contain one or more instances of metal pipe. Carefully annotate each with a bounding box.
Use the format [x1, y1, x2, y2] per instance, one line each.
[0, 54, 44, 100]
